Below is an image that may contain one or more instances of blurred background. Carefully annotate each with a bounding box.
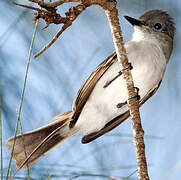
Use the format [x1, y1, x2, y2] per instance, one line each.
[0, 0, 181, 179]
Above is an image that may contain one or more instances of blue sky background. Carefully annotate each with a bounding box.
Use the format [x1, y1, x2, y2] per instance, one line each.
[0, 0, 181, 179]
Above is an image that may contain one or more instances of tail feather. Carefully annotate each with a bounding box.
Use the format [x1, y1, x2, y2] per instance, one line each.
[6, 111, 74, 168]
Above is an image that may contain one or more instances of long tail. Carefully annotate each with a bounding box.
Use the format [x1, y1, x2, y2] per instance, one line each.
[6, 111, 75, 169]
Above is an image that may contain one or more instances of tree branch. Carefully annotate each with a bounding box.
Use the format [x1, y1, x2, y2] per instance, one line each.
[104, 4, 149, 180]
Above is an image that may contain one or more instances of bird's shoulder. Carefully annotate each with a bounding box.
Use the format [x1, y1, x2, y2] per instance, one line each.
[69, 52, 117, 128]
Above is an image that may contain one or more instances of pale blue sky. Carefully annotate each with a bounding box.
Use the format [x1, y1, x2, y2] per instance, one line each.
[0, 0, 181, 179]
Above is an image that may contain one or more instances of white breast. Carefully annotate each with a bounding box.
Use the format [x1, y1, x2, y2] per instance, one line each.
[74, 40, 167, 135]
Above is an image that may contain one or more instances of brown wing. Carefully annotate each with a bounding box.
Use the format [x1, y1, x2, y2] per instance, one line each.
[81, 80, 162, 144]
[69, 52, 117, 128]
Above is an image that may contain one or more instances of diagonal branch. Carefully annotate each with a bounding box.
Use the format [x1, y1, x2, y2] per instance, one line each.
[105, 5, 149, 180]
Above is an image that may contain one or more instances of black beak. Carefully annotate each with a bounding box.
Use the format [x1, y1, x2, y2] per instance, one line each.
[124, 16, 143, 26]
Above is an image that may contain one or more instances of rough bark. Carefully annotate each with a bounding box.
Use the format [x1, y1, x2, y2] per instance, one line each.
[105, 5, 149, 180]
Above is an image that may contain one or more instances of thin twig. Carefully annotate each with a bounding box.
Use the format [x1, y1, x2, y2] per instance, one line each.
[9, 168, 12, 180]
[69, 173, 121, 180]
[34, 22, 70, 57]
[16, 109, 30, 179]
[29, 0, 80, 7]
[105, 4, 149, 180]
[13, 1, 87, 58]
[6, 20, 39, 180]
[12, 2, 50, 14]
[46, 173, 53, 180]
[34, 3, 87, 58]
[123, 169, 137, 180]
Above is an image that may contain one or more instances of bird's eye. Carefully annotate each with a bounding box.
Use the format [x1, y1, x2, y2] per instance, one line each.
[154, 23, 162, 30]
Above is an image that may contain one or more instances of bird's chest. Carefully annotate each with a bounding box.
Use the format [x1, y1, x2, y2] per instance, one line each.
[75, 43, 166, 134]
[90, 54, 164, 109]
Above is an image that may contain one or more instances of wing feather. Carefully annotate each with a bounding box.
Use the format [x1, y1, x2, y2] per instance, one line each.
[69, 52, 117, 128]
[81, 80, 162, 143]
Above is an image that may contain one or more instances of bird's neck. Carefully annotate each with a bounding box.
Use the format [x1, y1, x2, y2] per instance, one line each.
[132, 27, 160, 44]
[132, 27, 173, 63]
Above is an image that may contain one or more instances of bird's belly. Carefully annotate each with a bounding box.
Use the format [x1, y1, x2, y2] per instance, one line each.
[75, 59, 165, 135]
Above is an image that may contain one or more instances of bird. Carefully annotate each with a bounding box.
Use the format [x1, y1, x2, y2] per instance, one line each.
[6, 9, 175, 169]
